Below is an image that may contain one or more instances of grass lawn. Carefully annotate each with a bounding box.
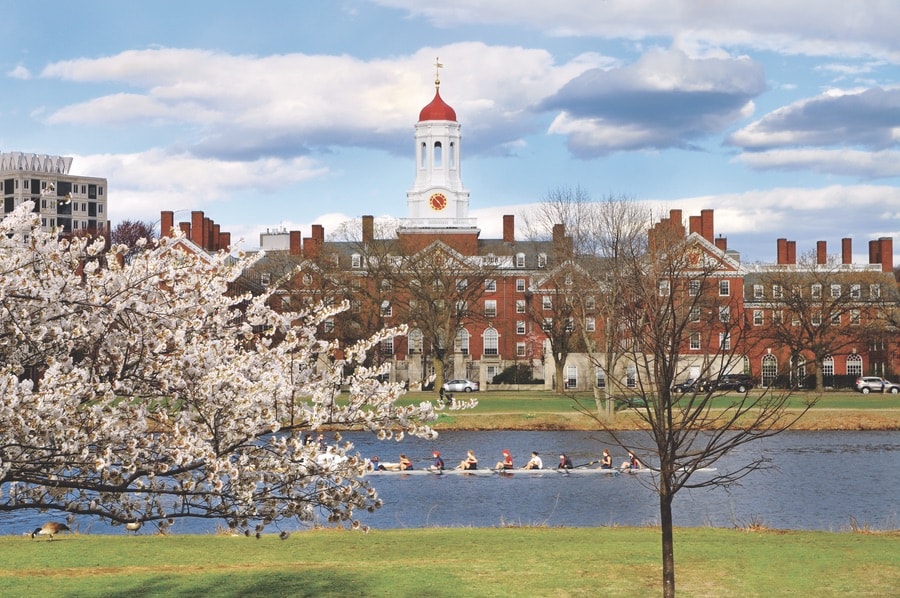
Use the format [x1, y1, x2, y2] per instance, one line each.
[391, 389, 900, 431]
[3, 527, 898, 597]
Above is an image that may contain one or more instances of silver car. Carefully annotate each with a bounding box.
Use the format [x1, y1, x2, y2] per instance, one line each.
[442, 379, 479, 393]
[855, 376, 900, 394]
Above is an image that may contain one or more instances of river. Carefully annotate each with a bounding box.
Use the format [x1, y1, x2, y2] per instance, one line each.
[2, 430, 897, 535]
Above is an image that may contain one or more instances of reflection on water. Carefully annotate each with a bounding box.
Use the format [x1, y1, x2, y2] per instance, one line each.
[2, 431, 898, 535]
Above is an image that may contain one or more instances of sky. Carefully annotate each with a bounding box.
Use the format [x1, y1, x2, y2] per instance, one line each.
[2, 1, 899, 265]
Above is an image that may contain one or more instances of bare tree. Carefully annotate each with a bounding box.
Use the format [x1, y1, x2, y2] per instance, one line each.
[524, 188, 652, 409]
[580, 221, 811, 598]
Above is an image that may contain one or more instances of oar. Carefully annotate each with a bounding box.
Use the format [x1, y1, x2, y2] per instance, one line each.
[556, 460, 596, 475]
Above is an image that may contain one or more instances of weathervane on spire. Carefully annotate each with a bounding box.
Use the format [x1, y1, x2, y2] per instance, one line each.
[434, 57, 443, 88]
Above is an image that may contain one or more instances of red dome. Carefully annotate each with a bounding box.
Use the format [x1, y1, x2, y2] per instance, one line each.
[418, 88, 457, 122]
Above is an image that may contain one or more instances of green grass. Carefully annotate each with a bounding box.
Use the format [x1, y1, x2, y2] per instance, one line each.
[3, 527, 898, 597]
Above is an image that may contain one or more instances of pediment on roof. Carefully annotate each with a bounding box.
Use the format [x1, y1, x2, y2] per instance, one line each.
[163, 235, 215, 264]
[410, 239, 478, 269]
[683, 233, 742, 274]
[533, 258, 593, 290]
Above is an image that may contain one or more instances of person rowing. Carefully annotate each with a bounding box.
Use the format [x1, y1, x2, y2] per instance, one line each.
[557, 454, 574, 470]
[430, 451, 445, 471]
[523, 451, 543, 470]
[621, 451, 643, 471]
[494, 449, 514, 470]
[599, 449, 613, 469]
[398, 454, 413, 471]
[456, 450, 478, 470]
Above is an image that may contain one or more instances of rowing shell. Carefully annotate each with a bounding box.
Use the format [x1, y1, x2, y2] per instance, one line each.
[364, 467, 717, 477]
[365, 468, 494, 476]
[556, 467, 718, 475]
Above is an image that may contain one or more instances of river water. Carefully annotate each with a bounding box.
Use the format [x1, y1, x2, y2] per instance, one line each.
[2, 431, 897, 535]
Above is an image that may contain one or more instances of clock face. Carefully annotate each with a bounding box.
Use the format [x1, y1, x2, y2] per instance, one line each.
[429, 192, 447, 211]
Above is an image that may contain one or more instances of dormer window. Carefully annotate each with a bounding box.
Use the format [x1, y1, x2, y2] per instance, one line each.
[537, 253, 547, 268]
[516, 253, 525, 268]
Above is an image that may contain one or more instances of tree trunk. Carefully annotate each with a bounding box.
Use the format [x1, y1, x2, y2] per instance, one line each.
[432, 355, 445, 393]
[660, 492, 676, 598]
[554, 360, 566, 394]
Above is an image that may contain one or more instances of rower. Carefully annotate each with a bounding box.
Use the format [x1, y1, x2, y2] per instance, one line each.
[494, 449, 514, 470]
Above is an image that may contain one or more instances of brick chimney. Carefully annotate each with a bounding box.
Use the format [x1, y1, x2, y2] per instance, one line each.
[787, 241, 796, 264]
[714, 237, 727, 252]
[290, 231, 302, 255]
[160, 211, 174, 237]
[881, 237, 894, 273]
[312, 224, 324, 242]
[362, 215, 374, 244]
[191, 211, 204, 247]
[842, 238, 852, 264]
[218, 232, 231, 251]
[689, 215, 702, 237]
[700, 209, 714, 243]
[303, 236, 321, 258]
[817, 241, 827, 265]
[777, 238, 787, 264]
[870, 237, 894, 273]
[503, 214, 515, 242]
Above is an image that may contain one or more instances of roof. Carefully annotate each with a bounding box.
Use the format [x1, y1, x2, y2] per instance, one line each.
[418, 88, 457, 122]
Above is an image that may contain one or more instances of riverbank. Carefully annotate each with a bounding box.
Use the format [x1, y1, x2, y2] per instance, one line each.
[3, 527, 897, 596]
[405, 390, 900, 431]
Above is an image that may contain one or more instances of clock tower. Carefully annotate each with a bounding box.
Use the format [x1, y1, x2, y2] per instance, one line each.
[398, 60, 478, 247]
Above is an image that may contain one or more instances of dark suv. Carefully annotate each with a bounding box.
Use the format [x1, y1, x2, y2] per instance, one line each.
[708, 373, 754, 393]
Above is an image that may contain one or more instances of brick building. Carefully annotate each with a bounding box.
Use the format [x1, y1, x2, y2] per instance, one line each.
[169, 78, 900, 392]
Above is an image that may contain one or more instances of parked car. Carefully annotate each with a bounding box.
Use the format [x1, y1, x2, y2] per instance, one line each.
[672, 378, 701, 393]
[442, 379, 480, 393]
[706, 373, 755, 393]
[855, 376, 900, 394]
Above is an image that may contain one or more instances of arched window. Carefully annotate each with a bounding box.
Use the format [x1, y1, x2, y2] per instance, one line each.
[433, 141, 443, 168]
[761, 354, 778, 387]
[483, 327, 499, 356]
[449, 141, 456, 169]
[454, 328, 469, 356]
[420, 142, 427, 168]
[846, 353, 862, 376]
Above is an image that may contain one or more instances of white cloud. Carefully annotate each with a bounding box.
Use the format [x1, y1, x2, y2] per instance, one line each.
[735, 148, 900, 179]
[76, 149, 328, 225]
[375, 1, 900, 62]
[38, 44, 605, 158]
[7, 65, 31, 80]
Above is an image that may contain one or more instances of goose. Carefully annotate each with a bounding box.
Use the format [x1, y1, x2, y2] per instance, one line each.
[125, 522, 142, 533]
[31, 522, 70, 540]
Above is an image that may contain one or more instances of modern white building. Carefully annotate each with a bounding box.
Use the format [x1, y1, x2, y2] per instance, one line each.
[0, 152, 108, 235]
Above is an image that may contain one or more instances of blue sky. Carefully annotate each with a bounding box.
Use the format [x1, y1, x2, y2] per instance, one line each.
[2, 1, 899, 264]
